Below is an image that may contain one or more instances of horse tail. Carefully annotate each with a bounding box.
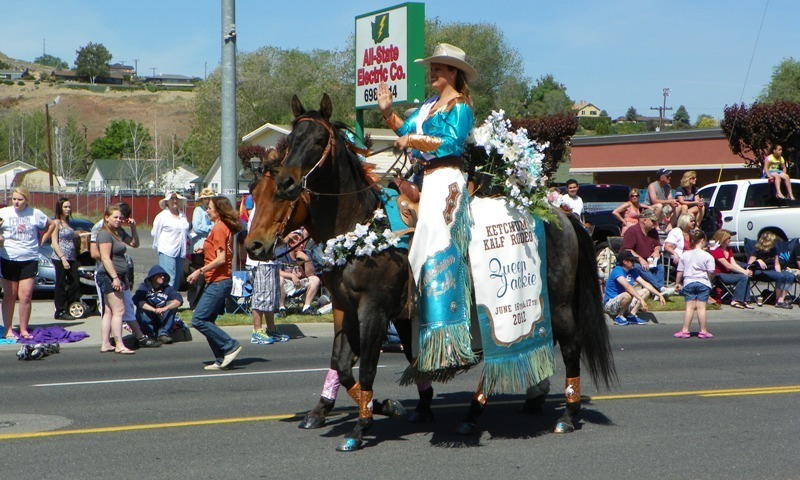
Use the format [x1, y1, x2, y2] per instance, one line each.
[567, 215, 618, 388]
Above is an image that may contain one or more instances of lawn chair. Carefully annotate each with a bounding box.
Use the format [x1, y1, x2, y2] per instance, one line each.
[743, 238, 777, 304]
[226, 270, 252, 315]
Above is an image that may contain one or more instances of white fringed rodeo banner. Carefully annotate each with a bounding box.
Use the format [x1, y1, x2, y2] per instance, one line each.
[468, 196, 555, 395]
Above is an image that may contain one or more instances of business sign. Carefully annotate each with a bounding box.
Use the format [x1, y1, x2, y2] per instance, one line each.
[354, 3, 425, 110]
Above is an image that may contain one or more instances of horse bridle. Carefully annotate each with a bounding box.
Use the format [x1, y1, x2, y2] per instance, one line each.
[293, 117, 335, 191]
[288, 116, 408, 197]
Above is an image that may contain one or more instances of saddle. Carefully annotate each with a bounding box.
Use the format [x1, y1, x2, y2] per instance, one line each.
[390, 173, 419, 228]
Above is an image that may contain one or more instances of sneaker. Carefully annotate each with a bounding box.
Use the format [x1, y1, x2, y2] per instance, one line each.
[775, 301, 794, 309]
[157, 335, 174, 345]
[219, 345, 242, 368]
[276, 307, 287, 318]
[138, 336, 162, 348]
[301, 306, 321, 316]
[267, 331, 290, 342]
[251, 331, 275, 345]
[613, 316, 630, 326]
[660, 286, 676, 297]
[626, 315, 648, 325]
[203, 363, 231, 371]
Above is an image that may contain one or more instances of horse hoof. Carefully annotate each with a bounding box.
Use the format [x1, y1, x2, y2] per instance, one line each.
[298, 414, 326, 430]
[455, 422, 478, 435]
[378, 399, 407, 418]
[408, 410, 433, 424]
[554, 421, 574, 433]
[336, 437, 363, 452]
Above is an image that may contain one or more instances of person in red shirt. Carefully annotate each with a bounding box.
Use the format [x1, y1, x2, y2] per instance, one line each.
[621, 208, 668, 292]
[710, 229, 753, 309]
[186, 196, 244, 370]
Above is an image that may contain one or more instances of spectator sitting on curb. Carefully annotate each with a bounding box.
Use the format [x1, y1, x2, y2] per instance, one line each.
[132, 265, 183, 345]
[602, 250, 666, 326]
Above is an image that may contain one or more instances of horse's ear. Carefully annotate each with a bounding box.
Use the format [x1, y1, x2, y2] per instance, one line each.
[320, 94, 333, 121]
[291, 95, 305, 118]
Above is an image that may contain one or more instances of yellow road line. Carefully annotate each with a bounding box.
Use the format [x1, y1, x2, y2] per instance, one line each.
[0, 413, 299, 441]
[589, 385, 800, 401]
[1, 385, 797, 441]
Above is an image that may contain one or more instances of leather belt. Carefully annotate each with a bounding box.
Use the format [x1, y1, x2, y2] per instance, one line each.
[418, 156, 463, 175]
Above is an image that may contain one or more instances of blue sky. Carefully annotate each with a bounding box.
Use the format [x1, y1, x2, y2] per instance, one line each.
[2, 1, 796, 120]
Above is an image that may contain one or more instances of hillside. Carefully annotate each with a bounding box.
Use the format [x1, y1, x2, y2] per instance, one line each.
[0, 52, 195, 145]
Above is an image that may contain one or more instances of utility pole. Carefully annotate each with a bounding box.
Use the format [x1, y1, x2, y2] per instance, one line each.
[133, 59, 139, 77]
[151, 67, 157, 77]
[221, 0, 238, 263]
[650, 88, 672, 131]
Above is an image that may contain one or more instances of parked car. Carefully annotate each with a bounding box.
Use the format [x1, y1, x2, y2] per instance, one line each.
[697, 178, 800, 252]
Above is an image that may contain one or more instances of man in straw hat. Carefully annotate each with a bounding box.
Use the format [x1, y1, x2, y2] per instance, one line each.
[152, 191, 190, 290]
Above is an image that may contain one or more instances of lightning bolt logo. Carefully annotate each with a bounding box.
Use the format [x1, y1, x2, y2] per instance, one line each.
[372, 13, 390, 43]
[378, 15, 386, 40]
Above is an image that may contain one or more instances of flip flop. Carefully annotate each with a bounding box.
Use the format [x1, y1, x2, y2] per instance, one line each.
[742, 303, 755, 309]
[730, 302, 746, 310]
[698, 332, 714, 339]
[100, 347, 115, 353]
[115, 349, 136, 355]
[19, 333, 33, 339]
[673, 331, 691, 339]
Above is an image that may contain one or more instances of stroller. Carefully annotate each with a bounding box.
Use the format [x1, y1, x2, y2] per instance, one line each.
[64, 233, 103, 319]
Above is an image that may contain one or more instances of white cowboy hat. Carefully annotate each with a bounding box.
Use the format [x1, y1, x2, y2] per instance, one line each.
[197, 187, 217, 200]
[415, 43, 478, 82]
[158, 191, 188, 209]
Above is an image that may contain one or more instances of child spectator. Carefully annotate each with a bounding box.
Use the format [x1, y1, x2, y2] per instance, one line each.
[673, 231, 716, 339]
[132, 265, 183, 344]
[763, 144, 794, 200]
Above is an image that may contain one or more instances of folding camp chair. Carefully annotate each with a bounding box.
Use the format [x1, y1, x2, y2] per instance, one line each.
[777, 238, 800, 299]
[226, 271, 252, 315]
[743, 238, 777, 304]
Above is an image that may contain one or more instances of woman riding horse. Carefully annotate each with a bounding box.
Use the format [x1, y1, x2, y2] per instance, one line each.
[377, 42, 479, 400]
[245, 91, 616, 451]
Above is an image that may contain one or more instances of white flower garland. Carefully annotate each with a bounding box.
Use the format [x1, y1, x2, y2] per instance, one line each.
[473, 110, 549, 213]
[320, 208, 401, 267]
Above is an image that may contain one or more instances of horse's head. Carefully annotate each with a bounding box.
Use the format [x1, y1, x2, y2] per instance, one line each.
[275, 93, 335, 200]
[244, 171, 310, 261]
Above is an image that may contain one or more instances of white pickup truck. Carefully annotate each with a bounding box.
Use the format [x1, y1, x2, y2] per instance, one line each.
[697, 178, 800, 252]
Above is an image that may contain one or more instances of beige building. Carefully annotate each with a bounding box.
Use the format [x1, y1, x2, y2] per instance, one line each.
[573, 101, 602, 118]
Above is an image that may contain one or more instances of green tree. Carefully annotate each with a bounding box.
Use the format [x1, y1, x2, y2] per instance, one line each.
[0, 111, 47, 168]
[34, 54, 68, 70]
[75, 42, 112, 84]
[625, 106, 638, 121]
[424, 20, 529, 121]
[91, 119, 152, 160]
[721, 101, 800, 171]
[525, 74, 573, 117]
[695, 114, 719, 129]
[673, 105, 691, 127]
[759, 57, 800, 103]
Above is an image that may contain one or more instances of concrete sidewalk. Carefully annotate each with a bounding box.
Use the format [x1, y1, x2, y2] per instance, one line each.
[1, 298, 795, 350]
[0, 300, 336, 350]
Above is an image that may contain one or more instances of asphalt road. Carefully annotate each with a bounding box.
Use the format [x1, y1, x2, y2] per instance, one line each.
[0, 319, 798, 480]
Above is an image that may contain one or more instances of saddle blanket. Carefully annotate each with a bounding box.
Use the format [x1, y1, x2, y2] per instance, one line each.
[468, 196, 555, 395]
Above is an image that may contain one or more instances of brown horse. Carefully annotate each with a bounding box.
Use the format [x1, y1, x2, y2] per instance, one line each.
[245, 94, 617, 452]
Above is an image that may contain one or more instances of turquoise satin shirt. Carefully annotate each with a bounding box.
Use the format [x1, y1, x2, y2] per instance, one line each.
[394, 99, 474, 160]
